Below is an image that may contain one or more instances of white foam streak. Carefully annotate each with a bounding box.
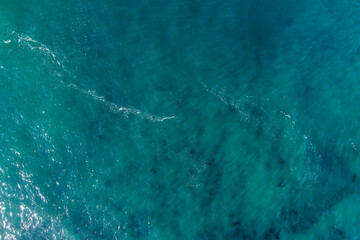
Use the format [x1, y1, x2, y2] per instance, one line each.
[202, 82, 249, 120]
[4, 31, 175, 123]
[67, 83, 175, 122]
[5, 31, 67, 71]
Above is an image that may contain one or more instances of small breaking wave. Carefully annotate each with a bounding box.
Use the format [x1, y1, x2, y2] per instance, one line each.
[3, 31, 175, 123]
[5, 31, 66, 71]
[202, 82, 251, 121]
[67, 83, 175, 122]
[202, 82, 298, 128]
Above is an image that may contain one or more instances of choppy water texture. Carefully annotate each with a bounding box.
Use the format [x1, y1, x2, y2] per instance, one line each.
[1, 0, 360, 239]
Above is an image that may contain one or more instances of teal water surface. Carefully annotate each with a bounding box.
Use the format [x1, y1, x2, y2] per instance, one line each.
[1, 0, 360, 239]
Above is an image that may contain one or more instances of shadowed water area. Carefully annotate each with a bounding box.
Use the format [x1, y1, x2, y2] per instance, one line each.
[1, 0, 360, 239]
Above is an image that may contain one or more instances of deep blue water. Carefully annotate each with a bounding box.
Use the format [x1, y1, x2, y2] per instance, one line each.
[1, 0, 360, 239]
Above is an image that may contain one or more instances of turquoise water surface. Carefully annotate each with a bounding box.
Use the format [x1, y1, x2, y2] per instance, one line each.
[1, 0, 360, 239]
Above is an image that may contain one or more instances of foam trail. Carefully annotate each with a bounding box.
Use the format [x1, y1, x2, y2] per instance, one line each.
[67, 83, 175, 122]
[202, 82, 249, 120]
[4, 32, 175, 123]
[4, 31, 71, 76]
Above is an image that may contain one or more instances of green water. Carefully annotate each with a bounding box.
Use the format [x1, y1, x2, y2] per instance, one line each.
[1, 0, 360, 239]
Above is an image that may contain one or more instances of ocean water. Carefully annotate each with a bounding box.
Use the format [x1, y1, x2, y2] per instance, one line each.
[1, 0, 360, 239]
